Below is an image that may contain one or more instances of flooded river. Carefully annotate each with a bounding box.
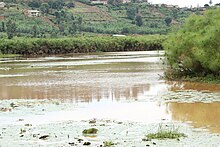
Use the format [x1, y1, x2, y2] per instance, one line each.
[0, 51, 220, 146]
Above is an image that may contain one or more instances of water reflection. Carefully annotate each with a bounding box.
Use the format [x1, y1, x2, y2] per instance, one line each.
[167, 81, 220, 92]
[167, 102, 220, 133]
[0, 51, 165, 101]
[0, 84, 151, 102]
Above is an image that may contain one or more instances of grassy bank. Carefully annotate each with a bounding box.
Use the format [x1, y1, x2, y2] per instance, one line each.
[0, 35, 165, 56]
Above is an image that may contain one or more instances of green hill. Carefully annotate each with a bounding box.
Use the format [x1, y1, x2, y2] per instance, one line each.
[0, 0, 195, 38]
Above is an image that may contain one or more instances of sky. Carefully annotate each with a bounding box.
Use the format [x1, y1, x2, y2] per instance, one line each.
[149, 0, 220, 7]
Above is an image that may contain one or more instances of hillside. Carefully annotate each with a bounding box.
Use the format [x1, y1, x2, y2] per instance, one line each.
[0, 0, 197, 38]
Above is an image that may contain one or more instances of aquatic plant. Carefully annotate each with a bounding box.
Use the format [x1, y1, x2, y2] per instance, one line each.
[144, 124, 187, 140]
[82, 128, 98, 134]
[103, 141, 115, 147]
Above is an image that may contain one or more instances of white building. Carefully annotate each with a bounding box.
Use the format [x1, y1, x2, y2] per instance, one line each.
[0, 2, 6, 9]
[27, 10, 41, 17]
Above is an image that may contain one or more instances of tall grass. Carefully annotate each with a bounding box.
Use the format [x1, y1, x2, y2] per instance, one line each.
[145, 124, 186, 140]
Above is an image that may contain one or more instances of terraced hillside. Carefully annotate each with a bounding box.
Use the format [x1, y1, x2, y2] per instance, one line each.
[69, 2, 114, 22]
[0, 0, 194, 37]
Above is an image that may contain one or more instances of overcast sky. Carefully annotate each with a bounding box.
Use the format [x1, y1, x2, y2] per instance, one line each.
[149, 0, 220, 7]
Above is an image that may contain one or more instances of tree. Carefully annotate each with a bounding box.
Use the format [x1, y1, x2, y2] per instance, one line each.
[209, 0, 212, 5]
[66, 2, 75, 8]
[164, 17, 172, 26]
[204, 4, 210, 7]
[1, 22, 5, 32]
[68, 22, 77, 34]
[48, 0, 64, 10]
[32, 25, 37, 37]
[172, 9, 178, 19]
[126, 6, 136, 20]
[40, 3, 49, 15]
[107, 0, 122, 6]
[28, 0, 41, 8]
[6, 20, 16, 39]
[135, 15, 143, 26]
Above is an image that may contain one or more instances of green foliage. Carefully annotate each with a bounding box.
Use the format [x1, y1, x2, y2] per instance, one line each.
[40, 3, 49, 14]
[6, 20, 16, 39]
[103, 141, 115, 147]
[0, 1, 193, 36]
[126, 5, 136, 20]
[82, 128, 98, 134]
[0, 35, 165, 55]
[164, 17, 172, 26]
[145, 124, 187, 140]
[164, 8, 220, 77]
[135, 15, 143, 26]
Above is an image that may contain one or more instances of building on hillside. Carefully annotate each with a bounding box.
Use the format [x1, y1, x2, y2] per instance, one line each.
[0, 2, 6, 9]
[165, 4, 179, 8]
[90, 0, 108, 5]
[136, 0, 148, 3]
[26, 10, 41, 17]
[122, 0, 131, 3]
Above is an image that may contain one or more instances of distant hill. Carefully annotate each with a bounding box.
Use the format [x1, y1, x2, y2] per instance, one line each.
[0, 0, 203, 38]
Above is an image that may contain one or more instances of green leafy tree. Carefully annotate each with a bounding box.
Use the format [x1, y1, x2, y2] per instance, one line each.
[48, 0, 64, 10]
[40, 3, 49, 15]
[127, 6, 136, 20]
[164, 17, 172, 26]
[6, 20, 16, 39]
[1, 22, 5, 32]
[204, 4, 210, 7]
[108, 0, 122, 6]
[135, 15, 143, 26]
[28, 0, 41, 8]
[32, 25, 37, 37]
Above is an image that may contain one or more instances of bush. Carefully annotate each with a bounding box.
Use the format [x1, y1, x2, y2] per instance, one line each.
[164, 8, 220, 77]
[0, 35, 165, 56]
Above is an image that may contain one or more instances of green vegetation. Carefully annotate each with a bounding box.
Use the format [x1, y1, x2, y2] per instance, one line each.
[82, 128, 98, 134]
[164, 8, 220, 80]
[144, 125, 187, 140]
[0, 0, 194, 38]
[0, 35, 165, 55]
[103, 141, 115, 147]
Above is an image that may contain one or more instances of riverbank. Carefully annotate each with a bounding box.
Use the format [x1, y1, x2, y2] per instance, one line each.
[164, 69, 220, 84]
[0, 35, 165, 56]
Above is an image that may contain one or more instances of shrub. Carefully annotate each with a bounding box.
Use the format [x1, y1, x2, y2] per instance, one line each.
[164, 8, 220, 77]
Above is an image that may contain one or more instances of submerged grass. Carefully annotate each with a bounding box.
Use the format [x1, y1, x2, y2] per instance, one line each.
[145, 124, 187, 140]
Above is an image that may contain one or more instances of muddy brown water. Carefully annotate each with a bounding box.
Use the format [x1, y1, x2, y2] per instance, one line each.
[0, 51, 220, 133]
